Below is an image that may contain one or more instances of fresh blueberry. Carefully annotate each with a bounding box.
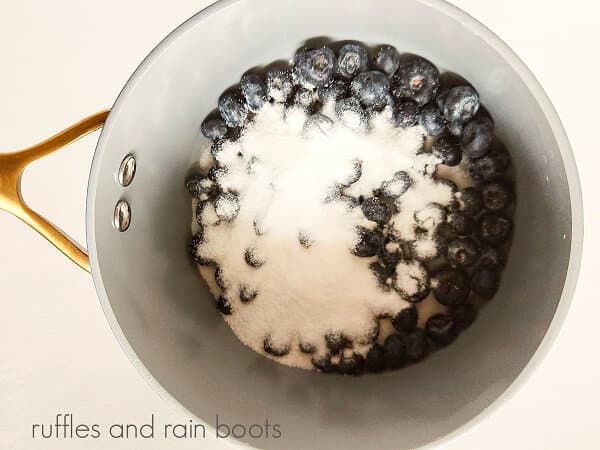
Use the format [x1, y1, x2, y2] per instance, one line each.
[325, 331, 351, 354]
[207, 165, 228, 182]
[469, 150, 510, 183]
[337, 43, 369, 79]
[442, 86, 480, 124]
[214, 192, 240, 222]
[369, 258, 396, 286]
[446, 211, 475, 237]
[303, 113, 334, 139]
[482, 181, 513, 211]
[241, 73, 267, 113]
[451, 302, 478, 330]
[471, 264, 501, 298]
[432, 267, 470, 306]
[317, 79, 349, 103]
[293, 87, 318, 110]
[383, 334, 406, 369]
[361, 197, 392, 225]
[240, 284, 258, 303]
[214, 265, 229, 290]
[299, 342, 316, 354]
[298, 231, 314, 248]
[352, 227, 385, 257]
[393, 100, 419, 128]
[403, 329, 428, 362]
[365, 344, 386, 373]
[418, 104, 446, 137]
[479, 213, 513, 245]
[341, 159, 363, 186]
[455, 187, 483, 216]
[479, 246, 506, 267]
[335, 97, 368, 132]
[215, 294, 232, 315]
[414, 203, 447, 232]
[244, 247, 265, 268]
[432, 136, 462, 166]
[312, 354, 336, 373]
[218, 92, 249, 128]
[425, 314, 458, 346]
[461, 115, 494, 158]
[392, 56, 440, 106]
[393, 261, 431, 303]
[350, 71, 391, 108]
[293, 46, 336, 88]
[200, 118, 228, 140]
[381, 171, 412, 198]
[392, 307, 418, 332]
[188, 232, 213, 266]
[265, 66, 294, 103]
[374, 45, 400, 76]
[447, 121, 464, 138]
[263, 336, 290, 357]
[447, 238, 480, 268]
[338, 353, 366, 376]
[185, 174, 219, 201]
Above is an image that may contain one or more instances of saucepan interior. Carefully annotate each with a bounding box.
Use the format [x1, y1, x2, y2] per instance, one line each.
[87, 0, 581, 449]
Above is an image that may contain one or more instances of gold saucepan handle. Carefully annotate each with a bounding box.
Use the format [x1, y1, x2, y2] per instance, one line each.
[0, 110, 110, 273]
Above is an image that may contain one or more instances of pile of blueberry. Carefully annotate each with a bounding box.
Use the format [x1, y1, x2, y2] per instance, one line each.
[186, 40, 516, 375]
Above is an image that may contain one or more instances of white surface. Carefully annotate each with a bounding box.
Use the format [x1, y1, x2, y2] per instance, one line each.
[0, 1, 597, 449]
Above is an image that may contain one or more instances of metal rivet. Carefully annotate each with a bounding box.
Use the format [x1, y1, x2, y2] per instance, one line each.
[118, 154, 136, 187]
[113, 200, 131, 232]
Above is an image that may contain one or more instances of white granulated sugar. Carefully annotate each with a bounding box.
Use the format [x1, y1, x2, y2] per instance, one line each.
[412, 237, 439, 260]
[192, 103, 462, 370]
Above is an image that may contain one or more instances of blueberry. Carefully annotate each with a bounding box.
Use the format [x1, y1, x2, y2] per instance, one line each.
[432, 267, 470, 306]
[341, 159, 363, 186]
[471, 264, 501, 298]
[337, 43, 369, 79]
[214, 192, 240, 222]
[469, 150, 510, 183]
[338, 353, 366, 376]
[335, 97, 368, 132]
[461, 115, 494, 158]
[239, 284, 258, 303]
[393, 261, 431, 303]
[265, 66, 294, 103]
[369, 259, 396, 286]
[215, 294, 232, 315]
[383, 334, 406, 369]
[185, 174, 218, 201]
[446, 211, 475, 237]
[392, 56, 440, 106]
[244, 247, 265, 268]
[293, 87, 318, 110]
[392, 306, 418, 332]
[214, 265, 229, 290]
[447, 238, 480, 268]
[425, 314, 458, 346]
[479, 213, 513, 245]
[218, 92, 249, 128]
[312, 354, 336, 373]
[293, 46, 336, 88]
[403, 329, 428, 362]
[451, 302, 478, 330]
[299, 342, 316, 354]
[414, 203, 447, 232]
[418, 104, 446, 137]
[325, 331, 351, 354]
[455, 187, 483, 216]
[241, 73, 267, 113]
[317, 79, 349, 103]
[394, 100, 419, 128]
[188, 232, 213, 266]
[365, 344, 386, 373]
[361, 197, 392, 225]
[482, 181, 513, 211]
[442, 86, 480, 124]
[352, 227, 385, 257]
[381, 171, 412, 198]
[246, 156, 260, 175]
[350, 71, 391, 108]
[303, 113, 334, 139]
[447, 121, 464, 137]
[298, 231, 314, 248]
[207, 165, 228, 182]
[263, 336, 290, 357]
[432, 136, 462, 166]
[374, 45, 400, 76]
[479, 246, 506, 267]
[200, 118, 228, 140]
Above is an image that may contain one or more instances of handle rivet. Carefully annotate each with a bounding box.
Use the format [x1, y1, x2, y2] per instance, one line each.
[113, 200, 131, 232]
[118, 154, 136, 187]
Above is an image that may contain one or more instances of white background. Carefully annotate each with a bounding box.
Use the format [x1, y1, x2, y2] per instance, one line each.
[0, 0, 598, 448]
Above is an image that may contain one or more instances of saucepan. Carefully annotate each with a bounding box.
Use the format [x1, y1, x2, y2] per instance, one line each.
[0, 0, 583, 448]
